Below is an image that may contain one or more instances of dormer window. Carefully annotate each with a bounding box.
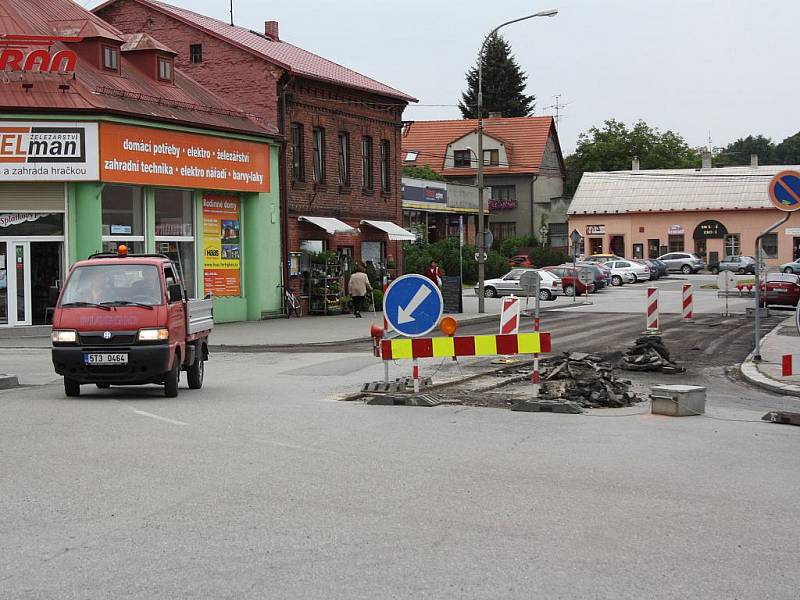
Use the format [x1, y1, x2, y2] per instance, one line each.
[103, 45, 119, 72]
[157, 57, 173, 82]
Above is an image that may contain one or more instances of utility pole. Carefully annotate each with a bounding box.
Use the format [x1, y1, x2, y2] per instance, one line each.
[475, 9, 558, 313]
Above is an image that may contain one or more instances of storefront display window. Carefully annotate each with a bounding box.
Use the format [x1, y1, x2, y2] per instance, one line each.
[761, 233, 778, 258]
[668, 234, 684, 253]
[102, 185, 144, 253]
[724, 234, 740, 256]
[155, 189, 195, 297]
[202, 193, 241, 297]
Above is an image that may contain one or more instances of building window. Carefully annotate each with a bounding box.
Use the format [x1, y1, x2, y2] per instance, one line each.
[668, 234, 684, 253]
[761, 233, 778, 259]
[312, 127, 325, 183]
[362, 136, 373, 191]
[101, 185, 144, 253]
[648, 239, 660, 259]
[453, 150, 471, 167]
[102, 45, 119, 71]
[488, 185, 517, 211]
[337, 132, 350, 186]
[489, 222, 516, 244]
[290, 123, 304, 181]
[155, 188, 195, 298]
[157, 57, 173, 82]
[189, 44, 203, 64]
[380, 139, 391, 193]
[483, 149, 499, 166]
[724, 234, 741, 256]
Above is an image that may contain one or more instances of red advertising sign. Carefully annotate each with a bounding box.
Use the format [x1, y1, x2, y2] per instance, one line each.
[203, 194, 241, 296]
[0, 35, 80, 74]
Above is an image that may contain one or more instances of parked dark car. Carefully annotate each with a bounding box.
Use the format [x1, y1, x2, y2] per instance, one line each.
[636, 259, 660, 280]
[545, 266, 595, 296]
[708, 255, 756, 275]
[651, 259, 669, 277]
[759, 272, 800, 307]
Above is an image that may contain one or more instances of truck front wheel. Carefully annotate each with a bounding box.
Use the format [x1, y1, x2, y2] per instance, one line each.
[164, 355, 180, 398]
[64, 378, 80, 397]
[187, 352, 204, 390]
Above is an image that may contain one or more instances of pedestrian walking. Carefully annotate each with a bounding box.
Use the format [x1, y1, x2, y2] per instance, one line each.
[424, 260, 443, 288]
[348, 265, 372, 318]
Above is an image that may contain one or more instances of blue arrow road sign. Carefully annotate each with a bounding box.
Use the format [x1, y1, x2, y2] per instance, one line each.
[383, 274, 444, 337]
[769, 170, 800, 212]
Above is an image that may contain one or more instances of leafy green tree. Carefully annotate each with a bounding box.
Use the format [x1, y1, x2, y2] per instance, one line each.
[776, 132, 800, 164]
[713, 135, 777, 166]
[564, 119, 700, 195]
[459, 32, 535, 119]
[402, 165, 445, 181]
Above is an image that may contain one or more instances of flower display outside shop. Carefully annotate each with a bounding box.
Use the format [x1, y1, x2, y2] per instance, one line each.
[489, 197, 518, 211]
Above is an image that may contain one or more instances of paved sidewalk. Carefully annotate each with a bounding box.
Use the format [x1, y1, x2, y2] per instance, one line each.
[740, 314, 800, 397]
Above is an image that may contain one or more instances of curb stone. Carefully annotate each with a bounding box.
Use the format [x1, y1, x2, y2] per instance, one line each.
[0, 374, 20, 390]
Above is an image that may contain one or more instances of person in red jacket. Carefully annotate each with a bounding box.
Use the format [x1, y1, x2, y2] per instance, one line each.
[424, 261, 443, 288]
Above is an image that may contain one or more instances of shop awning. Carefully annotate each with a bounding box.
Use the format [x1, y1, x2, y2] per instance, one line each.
[298, 216, 357, 234]
[360, 220, 417, 241]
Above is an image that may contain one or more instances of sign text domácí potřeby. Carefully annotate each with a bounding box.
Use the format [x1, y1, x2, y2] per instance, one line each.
[99, 122, 270, 193]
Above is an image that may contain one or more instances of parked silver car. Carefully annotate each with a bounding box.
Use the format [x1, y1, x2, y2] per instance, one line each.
[657, 252, 705, 274]
[709, 255, 756, 275]
[605, 259, 651, 283]
[779, 258, 800, 274]
[476, 268, 563, 300]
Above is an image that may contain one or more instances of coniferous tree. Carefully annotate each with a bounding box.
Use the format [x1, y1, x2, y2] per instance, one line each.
[459, 33, 535, 119]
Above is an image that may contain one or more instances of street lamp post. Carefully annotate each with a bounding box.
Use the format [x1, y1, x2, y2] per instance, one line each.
[476, 9, 558, 313]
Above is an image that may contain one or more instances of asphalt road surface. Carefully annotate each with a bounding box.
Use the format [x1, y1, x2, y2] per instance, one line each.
[2, 309, 799, 598]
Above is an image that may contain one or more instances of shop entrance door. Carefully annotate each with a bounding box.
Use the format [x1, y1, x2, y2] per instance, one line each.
[0, 240, 31, 326]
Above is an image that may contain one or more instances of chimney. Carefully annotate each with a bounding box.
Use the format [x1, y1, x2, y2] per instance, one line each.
[487, 111, 502, 119]
[264, 21, 279, 41]
[702, 151, 712, 169]
[750, 153, 758, 167]
[632, 156, 640, 171]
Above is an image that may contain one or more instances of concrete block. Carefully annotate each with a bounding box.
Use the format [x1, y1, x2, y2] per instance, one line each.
[650, 384, 706, 416]
[762, 411, 800, 426]
[510, 399, 583, 413]
[0, 374, 19, 390]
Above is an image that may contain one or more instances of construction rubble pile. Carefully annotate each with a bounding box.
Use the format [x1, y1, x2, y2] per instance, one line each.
[540, 352, 640, 408]
[620, 335, 684, 374]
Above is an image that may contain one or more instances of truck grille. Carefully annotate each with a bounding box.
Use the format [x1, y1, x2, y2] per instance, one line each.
[79, 331, 137, 346]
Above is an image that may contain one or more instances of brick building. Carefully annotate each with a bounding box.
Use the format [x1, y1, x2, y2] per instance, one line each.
[95, 0, 416, 309]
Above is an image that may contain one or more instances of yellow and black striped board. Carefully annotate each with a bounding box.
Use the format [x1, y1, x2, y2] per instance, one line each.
[381, 332, 551, 360]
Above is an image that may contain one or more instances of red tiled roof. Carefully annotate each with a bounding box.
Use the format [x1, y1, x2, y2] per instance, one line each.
[93, 0, 417, 102]
[0, 0, 274, 137]
[402, 116, 560, 177]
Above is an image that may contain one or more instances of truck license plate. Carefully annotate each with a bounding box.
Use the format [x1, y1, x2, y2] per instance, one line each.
[84, 353, 128, 365]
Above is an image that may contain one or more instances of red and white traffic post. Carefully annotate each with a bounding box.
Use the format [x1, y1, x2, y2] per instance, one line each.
[499, 296, 521, 335]
[682, 283, 694, 322]
[646, 287, 659, 332]
[533, 278, 542, 398]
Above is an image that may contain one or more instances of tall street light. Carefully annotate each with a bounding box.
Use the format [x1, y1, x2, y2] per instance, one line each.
[476, 8, 558, 313]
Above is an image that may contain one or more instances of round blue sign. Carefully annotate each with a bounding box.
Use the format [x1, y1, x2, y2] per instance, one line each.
[383, 274, 444, 337]
[769, 170, 800, 212]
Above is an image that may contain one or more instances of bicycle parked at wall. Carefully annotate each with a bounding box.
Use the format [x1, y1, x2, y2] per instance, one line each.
[278, 284, 302, 318]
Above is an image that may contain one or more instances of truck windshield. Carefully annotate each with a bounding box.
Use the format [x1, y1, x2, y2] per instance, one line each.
[61, 264, 163, 307]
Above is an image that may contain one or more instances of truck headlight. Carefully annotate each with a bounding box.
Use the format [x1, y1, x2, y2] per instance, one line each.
[51, 330, 77, 343]
[137, 328, 169, 341]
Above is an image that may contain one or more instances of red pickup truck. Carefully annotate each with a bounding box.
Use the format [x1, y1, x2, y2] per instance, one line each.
[51, 247, 213, 397]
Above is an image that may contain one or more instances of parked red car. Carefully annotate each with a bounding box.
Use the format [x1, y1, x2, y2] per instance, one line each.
[544, 266, 595, 296]
[760, 273, 800, 307]
[508, 254, 534, 268]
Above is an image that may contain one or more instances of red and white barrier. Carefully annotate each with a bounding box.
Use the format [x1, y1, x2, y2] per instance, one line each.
[500, 296, 521, 335]
[412, 358, 420, 392]
[682, 283, 694, 322]
[782, 355, 800, 377]
[646, 287, 659, 332]
[532, 314, 541, 397]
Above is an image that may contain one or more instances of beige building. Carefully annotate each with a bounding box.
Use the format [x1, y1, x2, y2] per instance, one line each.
[568, 165, 800, 266]
[401, 116, 567, 249]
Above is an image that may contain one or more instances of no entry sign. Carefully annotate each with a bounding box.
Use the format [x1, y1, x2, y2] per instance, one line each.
[768, 170, 800, 212]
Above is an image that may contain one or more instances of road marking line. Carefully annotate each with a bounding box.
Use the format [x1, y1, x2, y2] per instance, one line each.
[129, 408, 187, 426]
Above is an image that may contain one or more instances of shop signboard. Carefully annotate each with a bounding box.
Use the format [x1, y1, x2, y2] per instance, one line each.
[0, 36, 79, 74]
[0, 121, 98, 181]
[693, 220, 728, 239]
[668, 224, 684, 235]
[99, 123, 270, 193]
[586, 224, 605, 235]
[202, 193, 241, 296]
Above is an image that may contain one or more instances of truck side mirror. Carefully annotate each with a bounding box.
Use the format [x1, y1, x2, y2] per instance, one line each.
[168, 283, 184, 303]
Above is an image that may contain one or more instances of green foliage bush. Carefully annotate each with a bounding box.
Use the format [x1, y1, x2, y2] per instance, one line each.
[403, 238, 508, 285]
[528, 247, 569, 268]
[498, 235, 537, 257]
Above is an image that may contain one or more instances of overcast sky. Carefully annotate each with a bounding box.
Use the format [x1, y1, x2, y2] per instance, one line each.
[87, 0, 800, 154]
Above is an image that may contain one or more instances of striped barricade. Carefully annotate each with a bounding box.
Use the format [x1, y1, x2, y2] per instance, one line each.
[381, 332, 551, 360]
[782, 355, 800, 377]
